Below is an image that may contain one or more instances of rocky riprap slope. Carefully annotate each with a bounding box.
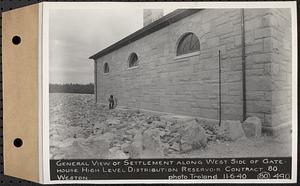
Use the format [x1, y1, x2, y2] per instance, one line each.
[50, 93, 259, 159]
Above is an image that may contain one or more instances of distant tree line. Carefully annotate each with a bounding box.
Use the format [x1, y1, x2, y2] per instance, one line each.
[49, 83, 94, 94]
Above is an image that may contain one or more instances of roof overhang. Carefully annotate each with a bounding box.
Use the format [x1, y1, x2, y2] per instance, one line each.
[89, 9, 201, 60]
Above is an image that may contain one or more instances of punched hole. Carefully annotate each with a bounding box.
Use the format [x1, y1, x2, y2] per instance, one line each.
[12, 35, 21, 45]
[13, 138, 23, 148]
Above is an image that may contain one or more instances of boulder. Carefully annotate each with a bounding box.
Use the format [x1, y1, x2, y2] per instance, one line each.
[196, 117, 219, 127]
[125, 128, 138, 135]
[180, 142, 192, 153]
[58, 138, 77, 148]
[161, 143, 171, 156]
[123, 132, 143, 158]
[63, 138, 110, 159]
[109, 147, 129, 159]
[170, 142, 180, 152]
[106, 118, 121, 125]
[110, 150, 129, 159]
[63, 140, 91, 159]
[242, 116, 262, 138]
[75, 129, 91, 139]
[118, 123, 129, 130]
[218, 120, 246, 141]
[145, 117, 153, 124]
[153, 120, 167, 129]
[180, 121, 207, 152]
[88, 132, 114, 144]
[121, 143, 131, 151]
[207, 134, 217, 142]
[93, 122, 109, 135]
[142, 128, 163, 158]
[184, 119, 198, 126]
[169, 122, 182, 133]
[85, 134, 113, 158]
[172, 120, 199, 135]
[160, 115, 195, 124]
[122, 134, 133, 142]
[159, 131, 166, 137]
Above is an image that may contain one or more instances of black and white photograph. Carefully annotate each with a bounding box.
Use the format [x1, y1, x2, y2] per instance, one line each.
[45, 2, 297, 183]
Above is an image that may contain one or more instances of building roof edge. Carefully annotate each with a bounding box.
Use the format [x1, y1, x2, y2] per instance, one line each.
[89, 9, 201, 60]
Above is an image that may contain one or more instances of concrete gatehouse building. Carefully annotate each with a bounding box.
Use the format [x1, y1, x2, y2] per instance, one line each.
[89, 9, 292, 135]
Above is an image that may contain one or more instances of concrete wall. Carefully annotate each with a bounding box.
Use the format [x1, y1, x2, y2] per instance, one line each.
[95, 9, 292, 128]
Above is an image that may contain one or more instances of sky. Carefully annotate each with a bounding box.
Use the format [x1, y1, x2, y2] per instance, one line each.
[49, 8, 174, 84]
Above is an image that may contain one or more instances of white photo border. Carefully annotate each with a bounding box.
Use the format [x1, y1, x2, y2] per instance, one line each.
[41, 1, 298, 184]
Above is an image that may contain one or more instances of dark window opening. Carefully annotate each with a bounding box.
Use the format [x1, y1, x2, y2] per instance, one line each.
[104, 63, 109, 73]
[128, 53, 139, 68]
[177, 33, 200, 56]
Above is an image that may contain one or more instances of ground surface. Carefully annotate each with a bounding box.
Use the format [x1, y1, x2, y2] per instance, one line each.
[49, 93, 292, 159]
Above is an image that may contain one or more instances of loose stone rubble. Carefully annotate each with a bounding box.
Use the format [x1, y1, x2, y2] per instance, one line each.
[181, 120, 208, 152]
[50, 94, 265, 159]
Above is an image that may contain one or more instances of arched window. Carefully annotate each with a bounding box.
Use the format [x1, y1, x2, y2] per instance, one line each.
[103, 63, 109, 73]
[177, 33, 200, 56]
[128, 53, 139, 68]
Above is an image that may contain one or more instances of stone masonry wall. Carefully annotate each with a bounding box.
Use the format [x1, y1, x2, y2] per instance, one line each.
[95, 9, 291, 128]
[96, 9, 244, 121]
[270, 9, 292, 131]
[244, 9, 292, 129]
[244, 9, 273, 127]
